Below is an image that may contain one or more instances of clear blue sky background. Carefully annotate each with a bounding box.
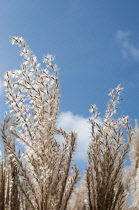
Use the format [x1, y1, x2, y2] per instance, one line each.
[0, 0, 139, 172]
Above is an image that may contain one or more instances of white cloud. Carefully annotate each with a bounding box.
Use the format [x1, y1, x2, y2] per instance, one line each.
[116, 30, 139, 61]
[57, 111, 102, 161]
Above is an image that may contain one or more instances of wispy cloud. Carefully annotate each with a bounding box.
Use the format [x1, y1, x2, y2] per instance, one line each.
[58, 111, 101, 160]
[116, 30, 139, 61]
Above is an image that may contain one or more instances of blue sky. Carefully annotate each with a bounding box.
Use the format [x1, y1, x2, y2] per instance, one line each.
[0, 0, 139, 171]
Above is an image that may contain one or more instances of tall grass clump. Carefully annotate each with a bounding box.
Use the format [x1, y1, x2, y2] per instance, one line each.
[0, 37, 79, 210]
[66, 86, 133, 210]
[85, 86, 133, 210]
[0, 37, 136, 210]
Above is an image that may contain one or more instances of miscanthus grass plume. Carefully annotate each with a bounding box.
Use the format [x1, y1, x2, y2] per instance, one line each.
[67, 86, 133, 210]
[0, 37, 79, 210]
[85, 86, 132, 210]
[0, 37, 136, 210]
